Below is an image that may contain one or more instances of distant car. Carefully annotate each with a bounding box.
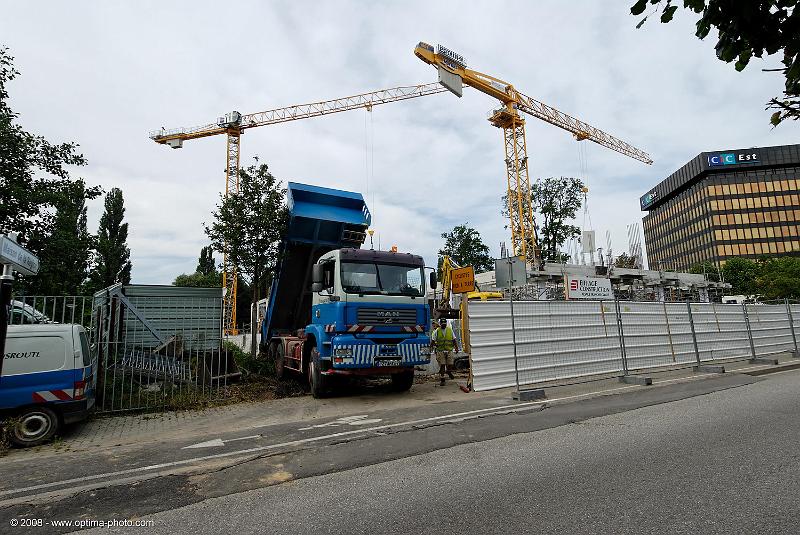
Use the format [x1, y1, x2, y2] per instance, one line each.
[7, 300, 52, 325]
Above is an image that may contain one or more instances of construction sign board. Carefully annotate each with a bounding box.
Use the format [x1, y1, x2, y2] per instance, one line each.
[451, 266, 475, 294]
[566, 275, 613, 300]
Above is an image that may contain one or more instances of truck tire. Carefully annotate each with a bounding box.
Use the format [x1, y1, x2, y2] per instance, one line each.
[308, 347, 330, 399]
[275, 342, 285, 379]
[391, 370, 415, 392]
[9, 406, 59, 447]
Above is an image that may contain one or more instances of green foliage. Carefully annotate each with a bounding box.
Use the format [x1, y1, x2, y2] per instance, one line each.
[688, 260, 721, 282]
[438, 223, 494, 276]
[503, 177, 584, 263]
[631, 1, 800, 125]
[722, 257, 761, 295]
[204, 159, 287, 303]
[757, 257, 800, 299]
[27, 179, 99, 294]
[0, 47, 103, 294]
[174, 271, 222, 288]
[89, 188, 132, 290]
[0, 47, 89, 242]
[196, 245, 216, 276]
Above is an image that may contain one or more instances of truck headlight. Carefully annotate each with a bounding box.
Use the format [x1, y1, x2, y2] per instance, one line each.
[335, 348, 353, 357]
[420, 346, 431, 356]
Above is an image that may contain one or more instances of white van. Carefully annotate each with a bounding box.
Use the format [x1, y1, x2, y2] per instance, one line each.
[1, 324, 96, 447]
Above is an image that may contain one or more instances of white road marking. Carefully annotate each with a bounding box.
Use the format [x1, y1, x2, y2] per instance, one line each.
[183, 435, 263, 449]
[298, 414, 383, 431]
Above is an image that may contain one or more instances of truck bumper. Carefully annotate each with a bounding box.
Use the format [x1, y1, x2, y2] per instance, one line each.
[323, 366, 415, 376]
[329, 335, 431, 369]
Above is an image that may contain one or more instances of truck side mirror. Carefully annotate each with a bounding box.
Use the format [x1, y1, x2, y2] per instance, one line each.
[311, 282, 323, 293]
[429, 271, 437, 290]
[312, 264, 323, 285]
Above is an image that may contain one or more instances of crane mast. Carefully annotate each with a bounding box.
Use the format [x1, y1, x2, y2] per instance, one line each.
[414, 41, 652, 264]
[151, 83, 449, 335]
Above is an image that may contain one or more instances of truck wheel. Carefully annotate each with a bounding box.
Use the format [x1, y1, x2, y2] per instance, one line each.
[275, 342, 285, 379]
[308, 347, 329, 399]
[391, 370, 415, 392]
[9, 406, 59, 447]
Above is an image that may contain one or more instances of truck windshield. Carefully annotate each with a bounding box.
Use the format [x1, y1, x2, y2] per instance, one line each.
[341, 262, 424, 297]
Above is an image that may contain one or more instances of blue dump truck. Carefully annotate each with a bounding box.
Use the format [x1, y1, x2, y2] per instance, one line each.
[261, 182, 434, 398]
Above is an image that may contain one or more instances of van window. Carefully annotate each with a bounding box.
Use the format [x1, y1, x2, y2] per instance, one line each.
[78, 330, 91, 367]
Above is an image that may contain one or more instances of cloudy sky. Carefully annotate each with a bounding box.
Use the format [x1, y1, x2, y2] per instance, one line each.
[2, 1, 797, 283]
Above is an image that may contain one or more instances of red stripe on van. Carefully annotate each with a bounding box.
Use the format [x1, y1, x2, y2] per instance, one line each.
[52, 390, 72, 401]
[32, 392, 47, 403]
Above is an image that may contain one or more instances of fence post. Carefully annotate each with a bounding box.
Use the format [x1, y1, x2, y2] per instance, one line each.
[786, 298, 799, 358]
[616, 300, 651, 385]
[743, 302, 778, 365]
[686, 299, 701, 367]
[509, 287, 520, 396]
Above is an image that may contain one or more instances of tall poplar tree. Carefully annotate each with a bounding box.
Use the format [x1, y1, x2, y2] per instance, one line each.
[90, 188, 132, 289]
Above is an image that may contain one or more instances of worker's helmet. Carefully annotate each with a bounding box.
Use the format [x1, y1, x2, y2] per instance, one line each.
[438, 318, 448, 327]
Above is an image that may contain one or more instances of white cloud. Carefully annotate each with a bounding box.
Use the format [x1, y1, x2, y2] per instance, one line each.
[2, 1, 797, 283]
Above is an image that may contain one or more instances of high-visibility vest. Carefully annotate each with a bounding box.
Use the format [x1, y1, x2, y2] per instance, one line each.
[432, 326, 455, 351]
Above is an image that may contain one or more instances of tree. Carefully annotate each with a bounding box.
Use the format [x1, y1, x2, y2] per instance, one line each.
[502, 177, 584, 263]
[89, 188, 132, 290]
[174, 271, 221, 288]
[1, 46, 95, 287]
[196, 245, 216, 276]
[631, 1, 800, 125]
[688, 260, 721, 282]
[438, 223, 494, 276]
[721, 257, 761, 295]
[204, 160, 287, 308]
[26, 179, 97, 295]
[757, 257, 800, 299]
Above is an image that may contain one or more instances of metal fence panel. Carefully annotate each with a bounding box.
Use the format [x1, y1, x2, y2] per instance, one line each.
[689, 303, 751, 362]
[746, 304, 795, 356]
[468, 300, 623, 391]
[617, 302, 696, 369]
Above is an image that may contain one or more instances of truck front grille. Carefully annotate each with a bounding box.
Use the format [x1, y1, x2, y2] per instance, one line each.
[357, 308, 417, 326]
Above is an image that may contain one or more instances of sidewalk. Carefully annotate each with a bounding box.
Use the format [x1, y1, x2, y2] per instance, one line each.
[6, 353, 798, 461]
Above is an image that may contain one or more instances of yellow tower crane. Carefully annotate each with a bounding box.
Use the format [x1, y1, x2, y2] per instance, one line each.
[151, 83, 449, 335]
[414, 42, 653, 265]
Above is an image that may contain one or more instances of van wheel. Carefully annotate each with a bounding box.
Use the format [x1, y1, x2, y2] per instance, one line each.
[308, 347, 329, 399]
[10, 406, 59, 447]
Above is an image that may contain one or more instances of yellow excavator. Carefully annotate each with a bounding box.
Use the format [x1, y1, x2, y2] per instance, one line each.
[435, 256, 503, 321]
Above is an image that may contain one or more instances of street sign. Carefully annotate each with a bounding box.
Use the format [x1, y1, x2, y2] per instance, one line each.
[451, 266, 475, 294]
[0, 235, 39, 276]
[566, 275, 613, 300]
[495, 257, 526, 289]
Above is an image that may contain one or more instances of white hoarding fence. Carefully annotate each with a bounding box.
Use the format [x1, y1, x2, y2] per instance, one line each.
[467, 299, 799, 392]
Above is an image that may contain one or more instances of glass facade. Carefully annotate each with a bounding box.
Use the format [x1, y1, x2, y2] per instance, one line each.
[642, 145, 800, 271]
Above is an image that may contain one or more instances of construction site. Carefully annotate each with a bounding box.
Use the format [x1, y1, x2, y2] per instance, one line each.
[5, 5, 800, 531]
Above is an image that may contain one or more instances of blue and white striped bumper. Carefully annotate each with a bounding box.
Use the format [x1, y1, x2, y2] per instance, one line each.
[330, 339, 431, 368]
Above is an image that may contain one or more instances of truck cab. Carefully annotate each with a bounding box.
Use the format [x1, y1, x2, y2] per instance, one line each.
[311, 248, 431, 370]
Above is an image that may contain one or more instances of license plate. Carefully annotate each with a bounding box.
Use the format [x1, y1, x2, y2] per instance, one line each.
[376, 359, 401, 367]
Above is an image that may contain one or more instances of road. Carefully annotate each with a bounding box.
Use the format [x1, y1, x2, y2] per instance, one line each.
[67, 368, 798, 534]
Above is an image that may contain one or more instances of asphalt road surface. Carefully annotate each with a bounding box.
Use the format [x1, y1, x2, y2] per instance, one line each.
[80, 369, 800, 535]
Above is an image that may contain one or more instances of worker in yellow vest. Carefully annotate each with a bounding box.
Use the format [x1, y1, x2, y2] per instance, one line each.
[431, 318, 459, 386]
